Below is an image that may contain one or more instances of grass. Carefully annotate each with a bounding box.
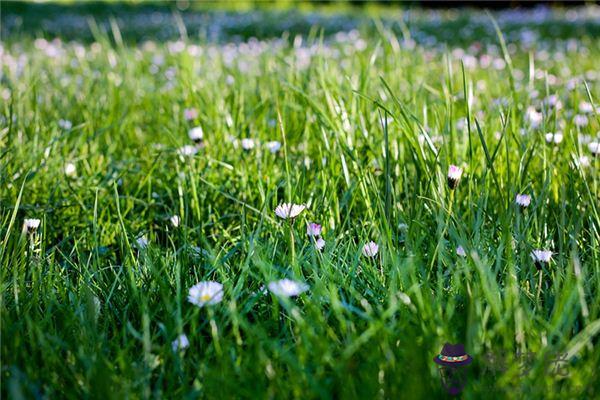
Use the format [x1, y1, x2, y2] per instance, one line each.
[1, 4, 600, 399]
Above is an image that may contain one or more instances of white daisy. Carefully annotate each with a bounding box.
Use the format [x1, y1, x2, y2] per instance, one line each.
[65, 163, 77, 177]
[589, 141, 600, 156]
[187, 281, 224, 307]
[579, 101, 593, 113]
[274, 203, 306, 219]
[578, 155, 591, 167]
[574, 115, 588, 127]
[58, 119, 72, 130]
[531, 250, 552, 269]
[136, 236, 149, 249]
[545, 132, 563, 144]
[314, 237, 326, 251]
[266, 140, 282, 153]
[531, 250, 552, 261]
[306, 223, 322, 237]
[267, 279, 308, 297]
[23, 218, 41, 231]
[362, 241, 379, 257]
[188, 126, 204, 143]
[184, 108, 198, 121]
[515, 194, 531, 208]
[447, 165, 463, 189]
[241, 138, 255, 150]
[177, 145, 198, 157]
[171, 334, 189, 351]
[526, 107, 543, 128]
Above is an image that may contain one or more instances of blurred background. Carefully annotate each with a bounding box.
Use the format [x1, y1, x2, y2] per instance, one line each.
[3, 0, 600, 45]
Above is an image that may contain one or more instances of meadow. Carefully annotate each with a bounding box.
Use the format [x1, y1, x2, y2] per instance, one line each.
[1, 3, 600, 399]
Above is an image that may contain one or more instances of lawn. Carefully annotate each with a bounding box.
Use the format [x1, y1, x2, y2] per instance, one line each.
[1, 3, 599, 399]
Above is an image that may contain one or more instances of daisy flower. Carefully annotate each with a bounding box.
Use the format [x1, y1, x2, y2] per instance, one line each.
[589, 141, 599, 156]
[306, 223, 322, 237]
[314, 237, 326, 251]
[241, 138, 255, 150]
[578, 155, 591, 168]
[65, 163, 77, 177]
[177, 145, 198, 157]
[515, 194, 531, 208]
[545, 132, 563, 145]
[183, 108, 198, 121]
[23, 218, 41, 232]
[58, 119, 72, 130]
[362, 241, 379, 257]
[266, 141, 282, 153]
[525, 107, 543, 128]
[574, 115, 588, 127]
[188, 126, 204, 144]
[456, 246, 467, 257]
[579, 101, 593, 113]
[136, 236, 149, 249]
[531, 249, 552, 270]
[188, 281, 224, 307]
[447, 165, 463, 189]
[275, 203, 306, 219]
[170, 215, 181, 227]
[543, 95, 560, 108]
[171, 334, 190, 351]
[267, 279, 308, 297]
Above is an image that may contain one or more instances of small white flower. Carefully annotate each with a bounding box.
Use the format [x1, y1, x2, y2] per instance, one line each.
[456, 246, 467, 257]
[188, 281, 224, 307]
[266, 141, 282, 153]
[578, 134, 592, 144]
[267, 279, 308, 297]
[58, 119, 72, 130]
[306, 223, 322, 237]
[362, 241, 379, 257]
[545, 132, 563, 144]
[65, 163, 77, 177]
[188, 126, 204, 143]
[177, 145, 198, 157]
[526, 107, 543, 128]
[447, 165, 463, 189]
[543, 95, 560, 108]
[184, 108, 198, 121]
[170, 215, 180, 227]
[23, 218, 41, 231]
[574, 115, 588, 127]
[579, 101, 593, 113]
[314, 237, 326, 251]
[274, 203, 306, 219]
[447, 165, 463, 180]
[136, 236, 149, 249]
[531, 249, 552, 266]
[515, 194, 531, 208]
[589, 141, 600, 156]
[171, 334, 189, 351]
[241, 138, 255, 150]
[578, 155, 591, 167]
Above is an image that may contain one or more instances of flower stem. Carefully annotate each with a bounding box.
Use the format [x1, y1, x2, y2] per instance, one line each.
[289, 221, 296, 266]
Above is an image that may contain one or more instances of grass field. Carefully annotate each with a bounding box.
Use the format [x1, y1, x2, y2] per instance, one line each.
[1, 3, 600, 399]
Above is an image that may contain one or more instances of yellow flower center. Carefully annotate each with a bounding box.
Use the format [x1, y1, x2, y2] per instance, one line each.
[200, 294, 212, 302]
